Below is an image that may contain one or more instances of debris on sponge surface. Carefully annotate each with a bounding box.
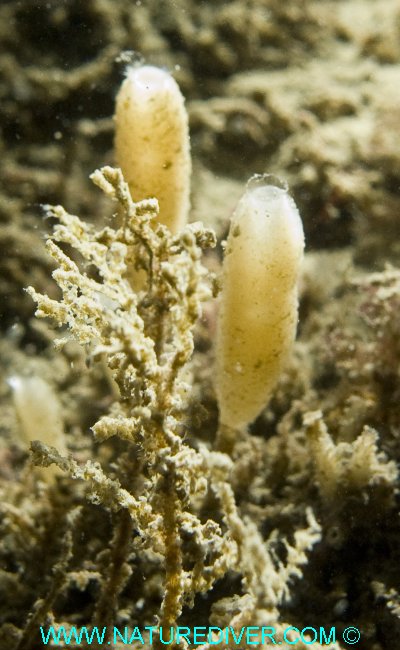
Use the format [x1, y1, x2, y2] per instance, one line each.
[1, 1, 400, 649]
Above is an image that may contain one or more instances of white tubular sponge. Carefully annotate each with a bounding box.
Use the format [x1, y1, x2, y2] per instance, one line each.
[8, 375, 67, 480]
[115, 65, 191, 233]
[216, 175, 305, 430]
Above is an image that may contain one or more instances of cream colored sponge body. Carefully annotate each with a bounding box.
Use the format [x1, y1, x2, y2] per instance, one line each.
[115, 65, 191, 233]
[216, 175, 304, 430]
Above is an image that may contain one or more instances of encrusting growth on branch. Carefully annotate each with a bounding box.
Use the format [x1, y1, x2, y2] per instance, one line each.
[28, 165, 224, 629]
